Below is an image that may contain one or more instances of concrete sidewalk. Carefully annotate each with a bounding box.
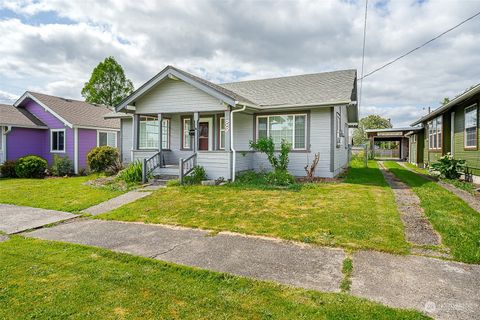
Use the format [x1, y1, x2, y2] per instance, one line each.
[82, 190, 152, 216]
[0, 204, 78, 234]
[24, 219, 480, 319]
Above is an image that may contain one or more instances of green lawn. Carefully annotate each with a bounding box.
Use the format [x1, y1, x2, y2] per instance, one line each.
[384, 161, 480, 263]
[0, 176, 123, 212]
[99, 159, 409, 254]
[0, 237, 429, 319]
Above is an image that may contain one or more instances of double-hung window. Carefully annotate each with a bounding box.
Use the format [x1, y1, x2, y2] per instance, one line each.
[464, 104, 477, 149]
[182, 117, 192, 149]
[138, 116, 170, 149]
[51, 129, 65, 152]
[219, 117, 225, 149]
[428, 115, 442, 150]
[98, 131, 117, 148]
[256, 114, 307, 150]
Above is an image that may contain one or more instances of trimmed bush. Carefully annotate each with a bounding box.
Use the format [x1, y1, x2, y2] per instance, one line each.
[51, 155, 73, 176]
[15, 155, 47, 178]
[87, 146, 119, 172]
[0, 160, 17, 178]
[184, 166, 207, 185]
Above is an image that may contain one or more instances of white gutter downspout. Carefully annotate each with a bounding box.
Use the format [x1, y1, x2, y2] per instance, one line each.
[230, 104, 246, 182]
[4, 126, 12, 163]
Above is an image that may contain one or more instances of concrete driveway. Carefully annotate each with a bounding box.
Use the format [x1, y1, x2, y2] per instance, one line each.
[0, 204, 78, 234]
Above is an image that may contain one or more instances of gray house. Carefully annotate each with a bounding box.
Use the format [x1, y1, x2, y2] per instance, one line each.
[111, 66, 358, 181]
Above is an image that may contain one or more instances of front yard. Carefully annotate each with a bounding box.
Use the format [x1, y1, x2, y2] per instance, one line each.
[0, 237, 428, 319]
[0, 175, 123, 212]
[99, 159, 410, 254]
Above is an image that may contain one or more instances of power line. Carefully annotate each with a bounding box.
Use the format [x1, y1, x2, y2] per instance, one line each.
[360, 9, 480, 80]
[358, 0, 368, 116]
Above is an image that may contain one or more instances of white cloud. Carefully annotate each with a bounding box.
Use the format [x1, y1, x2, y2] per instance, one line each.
[0, 0, 479, 125]
[0, 89, 17, 104]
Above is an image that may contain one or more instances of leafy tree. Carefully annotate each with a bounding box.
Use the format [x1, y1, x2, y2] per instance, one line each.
[81, 56, 134, 106]
[441, 97, 450, 105]
[249, 137, 291, 172]
[352, 114, 392, 145]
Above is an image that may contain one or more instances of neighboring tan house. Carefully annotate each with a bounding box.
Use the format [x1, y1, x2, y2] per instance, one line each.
[110, 65, 358, 181]
[410, 83, 480, 176]
[365, 127, 423, 162]
[0, 92, 120, 173]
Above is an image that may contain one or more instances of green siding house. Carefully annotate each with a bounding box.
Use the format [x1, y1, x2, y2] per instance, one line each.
[411, 83, 480, 176]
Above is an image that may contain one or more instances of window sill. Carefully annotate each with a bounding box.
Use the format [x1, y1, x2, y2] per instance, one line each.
[50, 150, 66, 153]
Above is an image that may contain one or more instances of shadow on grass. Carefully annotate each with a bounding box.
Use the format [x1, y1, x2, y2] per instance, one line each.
[344, 165, 389, 187]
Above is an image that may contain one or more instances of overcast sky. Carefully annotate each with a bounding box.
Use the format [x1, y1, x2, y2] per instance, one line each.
[1, 0, 479, 126]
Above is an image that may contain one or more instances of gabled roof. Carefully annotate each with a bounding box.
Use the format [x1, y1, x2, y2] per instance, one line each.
[14, 92, 120, 130]
[220, 69, 357, 107]
[411, 83, 480, 126]
[115, 65, 358, 121]
[0, 103, 47, 128]
[365, 127, 423, 133]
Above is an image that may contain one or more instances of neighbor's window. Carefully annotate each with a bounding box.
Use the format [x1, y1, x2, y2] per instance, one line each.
[51, 129, 65, 152]
[465, 104, 477, 148]
[336, 112, 341, 148]
[428, 115, 442, 150]
[182, 117, 192, 149]
[256, 114, 307, 150]
[219, 117, 225, 149]
[98, 131, 117, 148]
[138, 116, 170, 149]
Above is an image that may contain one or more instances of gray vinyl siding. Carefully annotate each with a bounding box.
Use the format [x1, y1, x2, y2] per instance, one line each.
[333, 105, 349, 175]
[235, 152, 254, 172]
[121, 118, 133, 163]
[197, 151, 231, 179]
[134, 78, 227, 114]
[232, 112, 254, 151]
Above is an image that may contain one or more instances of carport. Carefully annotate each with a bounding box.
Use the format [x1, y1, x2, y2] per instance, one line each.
[366, 127, 423, 161]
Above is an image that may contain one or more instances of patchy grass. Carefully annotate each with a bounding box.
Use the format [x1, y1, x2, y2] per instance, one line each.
[403, 162, 430, 175]
[0, 237, 429, 319]
[384, 161, 480, 263]
[0, 175, 123, 212]
[340, 257, 353, 292]
[99, 159, 409, 254]
[441, 178, 477, 195]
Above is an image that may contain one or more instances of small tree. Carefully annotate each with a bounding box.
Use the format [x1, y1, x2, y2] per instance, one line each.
[250, 137, 291, 172]
[352, 114, 392, 146]
[81, 56, 134, 106]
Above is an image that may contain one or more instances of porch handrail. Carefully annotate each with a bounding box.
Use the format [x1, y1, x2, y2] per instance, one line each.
[142, 151, 163, 183]
[179, 153, 197, 184]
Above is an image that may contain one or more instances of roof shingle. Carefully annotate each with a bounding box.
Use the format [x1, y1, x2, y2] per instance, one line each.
[0, 104, 46, 128]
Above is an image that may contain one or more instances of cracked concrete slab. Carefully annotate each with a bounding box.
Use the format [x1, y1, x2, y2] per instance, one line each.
[0, 204, 78, 234]
[82, 191, 152, 216]
[351, 250, 480, 320]
[25, 219, 345, 292]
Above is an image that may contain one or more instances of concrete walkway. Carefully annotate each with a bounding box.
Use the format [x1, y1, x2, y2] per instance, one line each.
[24, 218, 480, 319]
[0, 204, 78, 234]
[25, 219, 345, 292]
[378, 162, 442, 248]
[82, 190, 152, 216]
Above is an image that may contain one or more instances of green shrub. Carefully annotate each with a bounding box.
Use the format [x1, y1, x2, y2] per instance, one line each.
[87, 146, 119, 172]
[15, 155, 47, 178]
[430, 153, 465, 179]
[105, 159, 124, 176]
[117, 161, 143, 184]
[265, 169, 295, 186]
[0, 160, 17, 178]
[184, 166, 207, 185]
[235, 170, 267, 185]
[51, 155, 73, 176]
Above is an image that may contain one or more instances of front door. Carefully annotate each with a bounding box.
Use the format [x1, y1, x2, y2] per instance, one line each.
[199, 122, 209, 151]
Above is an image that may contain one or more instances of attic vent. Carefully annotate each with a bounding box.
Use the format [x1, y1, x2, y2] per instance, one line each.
[61, 98, 73, 102]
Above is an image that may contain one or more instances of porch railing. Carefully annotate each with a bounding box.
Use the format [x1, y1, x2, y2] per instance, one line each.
[179, 153, 197, 184]
[142, 151, 163, 183]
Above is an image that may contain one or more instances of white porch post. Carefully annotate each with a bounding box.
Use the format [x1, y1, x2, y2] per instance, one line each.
[193, 112, 199, 152]
[223, 110, 231, 152]
[158, 113, 163, 166]
[133, 114, 139, 150]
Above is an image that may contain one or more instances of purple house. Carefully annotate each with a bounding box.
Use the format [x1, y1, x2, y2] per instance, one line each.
[0, 92, 120, 173]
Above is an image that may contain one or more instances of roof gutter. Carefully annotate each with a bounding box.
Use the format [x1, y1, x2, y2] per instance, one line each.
[259, 100, 352, 109]
[230, 102, 247, 182]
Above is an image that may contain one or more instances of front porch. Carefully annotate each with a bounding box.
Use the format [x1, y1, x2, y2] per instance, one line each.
[130, 111, 233, 182]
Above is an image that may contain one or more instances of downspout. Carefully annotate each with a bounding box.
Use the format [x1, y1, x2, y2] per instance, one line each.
[4, 126, 12, 162]
[230, 104, 246, 182]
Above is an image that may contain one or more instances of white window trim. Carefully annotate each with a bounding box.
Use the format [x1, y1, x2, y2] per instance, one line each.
[50, 129, 66, 153]
[255, 113, 307, 151]
[138, 115, 159, 150]
[464, 104, 477, 149]
[97, 130, 118, 148]
[182, 117, 192, 149]
[428, 116, 442, 151]
[219, 116, 225, 150]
